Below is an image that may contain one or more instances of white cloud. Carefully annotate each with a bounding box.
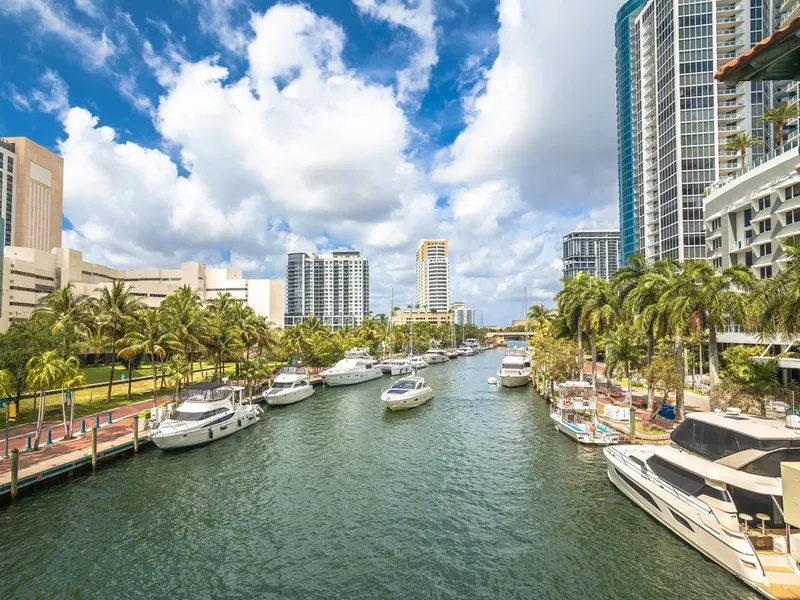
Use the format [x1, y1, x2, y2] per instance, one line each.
[74, 0, 100, 19]
[197, 0, 250, 53]
[0, 0, 114, 69]
[353, 0, 438, 102]
[10, 70, 70, 118]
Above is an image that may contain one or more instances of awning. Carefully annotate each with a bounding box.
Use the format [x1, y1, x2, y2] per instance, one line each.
[716, 17, 800, 86]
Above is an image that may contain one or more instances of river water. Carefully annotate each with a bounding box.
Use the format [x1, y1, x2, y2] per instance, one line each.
[0, 349, 758, 599]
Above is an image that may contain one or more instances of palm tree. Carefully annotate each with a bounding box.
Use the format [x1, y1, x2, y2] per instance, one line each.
[716, 357, 792, 416]
[91, 281, 144, 402]
[164, 354, 191, 400]
[724, 133, 763, 171]
[555, 273, 592, 376]
[165, 288, 208, 380]
[526, 304, 555, 333]
[604, 323, 644, 384]
[35, 283, 89, 356]
[762, 102, 800, 154]
[119, 308, 179, 406]
[754, 236, 800, 339]
[26, 350, 65, 450]
[578, 277, 617, 389]
[62, 358, 85, 439]
[206, 315, 244, 381]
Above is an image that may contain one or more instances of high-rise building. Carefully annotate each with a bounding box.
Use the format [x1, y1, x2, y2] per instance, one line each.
[618, 0, 779, 262]
[0, 140, 16, 247]
[562, 230, 620, 281]
[0, 137, 63, 252]
[450, 301, 475, 327]
[616, 0, 649, 264]
[284, 250, 369, 328]
[415, 239, 450, 313]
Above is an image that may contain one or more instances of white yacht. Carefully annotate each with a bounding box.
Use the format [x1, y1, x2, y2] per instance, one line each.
[264, 366, 314, 406]
[321, 348, 383, 387]
[409, 355, 428, 369]
[550, 381, 621, 445]
[457, 344, 475, 356]
[381, 376, 434, 411]
[379, 357, 413, 376]
[149, 383, 262, 450]
[465, 338, 481, 352]
[604, 411, 800, 599]
[424, 348, 450, 364]
[497, 348, 532, 387]
[446, 349, 460, 360]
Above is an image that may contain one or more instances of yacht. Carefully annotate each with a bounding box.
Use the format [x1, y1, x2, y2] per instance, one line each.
[465, 338, 481, 353]
[409, 355, 428, 369]
[458, 344, 475, 356]
[604, 411, 800, 599]
[379, 357, 413, 376]
[264, 366, 314, 406]
[381, 376, 434, 411]
[321, 348, 383, 387]
[497, 348, 532, 387]
[446, 349, 460, 360]
[149, 383, 262, 450]
[424, 348, 450, 364]
[550, 381, 620, 445]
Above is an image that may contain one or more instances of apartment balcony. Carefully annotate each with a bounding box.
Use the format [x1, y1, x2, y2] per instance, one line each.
[718, 100, 745, 111]
[718, 111, 745, 123]
[717, 87, 744, 97]
[716, 3, 743, 13]
[781, 0, 800, 22]
[706, 229, 723, 242]
[718, 124, 743, 133]
[717, 39, 744, 50]
[718, 149, 739, 157]
[717, 15, 744, 25]
[730, 239, 751, 253]
[718, 51, 739, 64]
[717, 27, 744, 40]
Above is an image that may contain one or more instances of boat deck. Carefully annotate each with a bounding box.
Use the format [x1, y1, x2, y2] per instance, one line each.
[759, 584, 800, 599]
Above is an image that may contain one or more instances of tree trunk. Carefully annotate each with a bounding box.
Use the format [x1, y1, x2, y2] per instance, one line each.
[127, 360, 132, 400]
[577, 326, 584, 378]
[675, 327, 685, 421]
[107, 338, 117, 402]
[68, 393, 76, 439]
[60, 389, 68, 436]
[646, 330, 655, 412]
[33, 391, 46, 450]
[590, 331, 598, 389]
[151, 351, 158, 408]
[779, 122, 785, 154]
[709, 325, 719, 389]
[741, 148, 746, 171]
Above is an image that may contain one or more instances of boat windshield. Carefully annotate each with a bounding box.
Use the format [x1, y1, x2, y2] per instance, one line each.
[671, 418, 800, 460]
[271, 382, 293, 389]
[392, 380, 418, 390]
[171, 407, 228, 421]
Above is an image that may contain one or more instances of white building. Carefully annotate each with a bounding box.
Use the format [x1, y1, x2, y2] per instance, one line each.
[562, 230, 620, 281]
[703, 149, 800, 380]
[622, 0, 779, 262]
[415, 239, 450, 313]
[450, 301, 475, 327]
[0, 247, 284, 332]
[284, 250, 369, 328]
[0, 140, 16, 247]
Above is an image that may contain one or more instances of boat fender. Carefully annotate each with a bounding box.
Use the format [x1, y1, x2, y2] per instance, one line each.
[589, 424, 597, 433]
[209, 429, 214, 440]
[564, 399, 573, 408]
[238, 419, 242, 427]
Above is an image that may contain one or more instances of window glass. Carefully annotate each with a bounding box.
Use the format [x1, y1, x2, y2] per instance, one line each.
[742, 449, 800, 477]
[646, 455, 706, 496]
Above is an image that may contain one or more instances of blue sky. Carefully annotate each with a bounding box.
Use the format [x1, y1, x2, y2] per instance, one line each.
[0, 0, 621, 324]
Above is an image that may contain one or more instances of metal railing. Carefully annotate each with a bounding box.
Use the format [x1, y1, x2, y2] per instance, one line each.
[706, 144, 799, 195]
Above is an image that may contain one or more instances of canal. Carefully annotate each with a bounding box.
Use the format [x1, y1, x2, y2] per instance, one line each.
[0, 349, 758, 599]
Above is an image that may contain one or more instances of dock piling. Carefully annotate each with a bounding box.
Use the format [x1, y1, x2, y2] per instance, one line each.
[107, 411, 112, 425]
[10, 449, 18, 499]
[95, 415, 100, 429]
[91, 428, 98, 472]
[46, 430, 52, 445]
[133, 416, 139, 454]
[80, 419, 86, 434]
[25, 435, 31, 451]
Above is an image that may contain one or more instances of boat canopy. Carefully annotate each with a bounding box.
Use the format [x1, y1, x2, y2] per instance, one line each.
[182, 384, 237, 402]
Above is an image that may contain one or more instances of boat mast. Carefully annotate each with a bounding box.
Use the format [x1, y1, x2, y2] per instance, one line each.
[384, 288, 393, 359]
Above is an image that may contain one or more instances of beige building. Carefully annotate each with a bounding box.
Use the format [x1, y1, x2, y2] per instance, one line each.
[415, 239, 449, 313]
[391, 310, 452, 326]
[1, 138, 63, 252]
[1, 247, 284, 332]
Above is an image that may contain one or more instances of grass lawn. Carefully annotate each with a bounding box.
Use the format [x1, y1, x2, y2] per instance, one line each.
[80, 360, 218, 385]
[636, 421, 668, 436]
[9, 362, 238, 426]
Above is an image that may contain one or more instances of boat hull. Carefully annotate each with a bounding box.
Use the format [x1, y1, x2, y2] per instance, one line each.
[266, 385, 314, 406]
[382, 389, 434, 411]
[603, 447, 779, 598]
[425, 354, 449, 364]
[151, 407, 261, 450]
[550, 413, 619, 445]
[322, 368, 383, 387]
[498, 371, 531, 387]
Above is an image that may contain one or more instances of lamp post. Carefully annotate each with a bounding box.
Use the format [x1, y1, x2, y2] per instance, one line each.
[2, 396, 11, 459]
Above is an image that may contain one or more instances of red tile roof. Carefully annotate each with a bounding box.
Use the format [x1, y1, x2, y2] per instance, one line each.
[715, 17, 800, 83]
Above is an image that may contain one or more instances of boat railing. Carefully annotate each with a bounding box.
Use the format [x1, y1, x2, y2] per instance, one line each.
[606, 446, 721, 521]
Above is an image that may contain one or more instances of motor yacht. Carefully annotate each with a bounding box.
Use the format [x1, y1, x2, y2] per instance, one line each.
[379, 357, 413, 376]
[149, 383, 262, 450]
[465, 339, 481, 353]
[381, 376, 434, 411]
[264, 366, 314, 406]
[497, 348, 532, 387]
[604, 410, 800, 599]
[321, 348, 383, 387]
[446, 349, 460, 360]
[409, 355, 428, 369]
[424, 348, 450, 364]
[457, 344, 475, 356]
[550, 381, 620, 445]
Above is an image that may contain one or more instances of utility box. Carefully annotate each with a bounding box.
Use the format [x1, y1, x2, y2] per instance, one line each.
[781, 462, 800, 528]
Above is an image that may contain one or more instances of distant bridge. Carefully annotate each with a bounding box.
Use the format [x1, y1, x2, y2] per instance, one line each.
[485, 331, 533, 342]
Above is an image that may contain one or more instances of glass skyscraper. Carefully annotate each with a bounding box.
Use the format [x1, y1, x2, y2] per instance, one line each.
[616, 0, 648, 265]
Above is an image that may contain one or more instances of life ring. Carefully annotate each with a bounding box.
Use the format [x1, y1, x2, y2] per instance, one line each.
[564, 399, 573, 408]
[589, 424, 597, 433]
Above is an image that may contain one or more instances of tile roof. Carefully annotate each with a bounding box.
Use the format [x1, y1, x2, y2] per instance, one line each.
[716, 17, 800, 85]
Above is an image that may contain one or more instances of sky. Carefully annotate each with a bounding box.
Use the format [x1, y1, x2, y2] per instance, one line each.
[0, 0, 621, 325]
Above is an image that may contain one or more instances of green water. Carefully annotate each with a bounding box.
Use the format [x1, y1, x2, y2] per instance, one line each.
[0, 350, 758, 599]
